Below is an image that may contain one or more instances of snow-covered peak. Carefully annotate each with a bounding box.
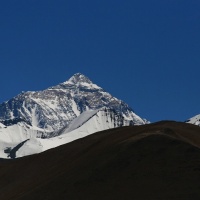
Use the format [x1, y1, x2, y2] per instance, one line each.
[67, 73, 92, 84]
[61, 73, 102, 90]
[186, 114, 200, 126]
[0, 73, 148, 131]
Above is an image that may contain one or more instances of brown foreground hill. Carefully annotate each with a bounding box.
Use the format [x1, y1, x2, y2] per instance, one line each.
[1, 121, 200, 200]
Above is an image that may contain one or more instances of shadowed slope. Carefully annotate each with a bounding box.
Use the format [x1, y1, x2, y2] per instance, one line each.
[1, 121, 200, 200]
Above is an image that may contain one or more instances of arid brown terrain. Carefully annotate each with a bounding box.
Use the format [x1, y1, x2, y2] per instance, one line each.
[1, 121, 200, 200]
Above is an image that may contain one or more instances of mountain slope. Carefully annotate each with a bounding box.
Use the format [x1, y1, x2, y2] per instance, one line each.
[1, 121, 200, 200]
[0, 121, 45, 158]
[0, 73, 147, 131]
[0, 108, 131, 158]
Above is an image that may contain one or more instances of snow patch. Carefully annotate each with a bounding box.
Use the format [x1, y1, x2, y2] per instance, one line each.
[186, 114, 200, 126]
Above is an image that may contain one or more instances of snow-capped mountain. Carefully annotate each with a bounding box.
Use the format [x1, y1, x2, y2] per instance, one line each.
[0, 73, 149, 159]
[0, 73, 147, 131]
[186, 114, 200, 126]
[0, 108, 133, 158]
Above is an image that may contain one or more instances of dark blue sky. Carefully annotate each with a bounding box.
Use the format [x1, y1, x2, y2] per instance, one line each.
[0, 0, 200, 122]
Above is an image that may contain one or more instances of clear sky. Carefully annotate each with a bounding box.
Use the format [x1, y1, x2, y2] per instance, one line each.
[0, 0, 200, 122]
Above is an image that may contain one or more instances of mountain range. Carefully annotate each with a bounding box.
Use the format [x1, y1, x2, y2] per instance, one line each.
[0, 73, 148, 158]
[0, 73, 199, 159]
[0, 73, 146, 131]
[1, 73, 200, 199]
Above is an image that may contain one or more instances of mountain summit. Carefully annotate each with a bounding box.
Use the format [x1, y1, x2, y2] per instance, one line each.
[66, 73, 94, 84]
[54, 73, 102, 91]
[0, 73, 147, 131]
